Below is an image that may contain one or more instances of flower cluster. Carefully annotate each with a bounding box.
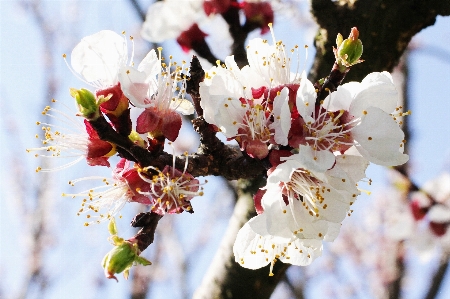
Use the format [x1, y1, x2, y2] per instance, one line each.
[197, 28, 408, 274]
[30, 30, 204, 224]
[141, 0, 274, 53]
[28, 24, 409, 280]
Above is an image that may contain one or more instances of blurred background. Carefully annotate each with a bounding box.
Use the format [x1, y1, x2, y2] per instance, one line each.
[1, 0, 450, 298]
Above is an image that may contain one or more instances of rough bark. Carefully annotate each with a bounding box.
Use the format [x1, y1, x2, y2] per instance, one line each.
[309, 0, 450, 83]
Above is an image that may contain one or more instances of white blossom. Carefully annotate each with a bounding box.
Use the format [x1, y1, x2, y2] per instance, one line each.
[320, 72, 409, 166]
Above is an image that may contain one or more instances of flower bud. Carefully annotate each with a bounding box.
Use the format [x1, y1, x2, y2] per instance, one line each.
[334, 27, 363, 69]
[102, 241, 137, 282]
[102, 218, 152, 281]
[70, 88, 101, 120]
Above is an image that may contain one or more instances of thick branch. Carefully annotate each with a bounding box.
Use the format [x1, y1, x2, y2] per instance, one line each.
[88, 115, 266, 180]
[194, 178, 289, 299]
[424, 255, 450, 299]
[309, 0, 450, 82]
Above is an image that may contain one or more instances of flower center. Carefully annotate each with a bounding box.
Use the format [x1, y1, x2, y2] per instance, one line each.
[284, 168, 327, 218]
[138, 152, 205, 214]
[239, 102, 271, 142]
[304, 108, 356, 152]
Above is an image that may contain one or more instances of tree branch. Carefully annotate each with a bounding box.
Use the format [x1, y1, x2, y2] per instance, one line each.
[193, 177, 290, 299]
[424, 254, 450, 299]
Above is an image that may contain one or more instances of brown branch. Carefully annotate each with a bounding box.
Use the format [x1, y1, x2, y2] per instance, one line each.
[130, 212, 163, 252]
[186, 56, 205, 117]
[424, 255, 450, 299]
[129, 204, 154, 299]
[315, 62, 350, 104]
[283, 275, 306, 299]
[221, 5, 249, 68]
[89, 114, 266, 180]
[388, 241, 406, 299]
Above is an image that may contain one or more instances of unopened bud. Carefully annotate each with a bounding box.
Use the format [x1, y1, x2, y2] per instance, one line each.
[334, 27, 363, 69]
[102, 218, 152, 281]
[102, 241, 137, 282]
[70, 88, 101, 120]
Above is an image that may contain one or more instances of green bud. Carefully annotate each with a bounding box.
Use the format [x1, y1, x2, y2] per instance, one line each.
[102, 218, 152, 281]
[70, 88, 100, 120]
[335, 27, 363, 68]
[102, 241, 137, 282]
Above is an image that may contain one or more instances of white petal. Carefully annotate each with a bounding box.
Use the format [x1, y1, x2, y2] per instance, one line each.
[334, 154, 369, 183]
[224, 56, 241, 80]
[296, 71, 316, 122]
[280, 238, 323, 266]
[349, 72, 399, 116]
[233, 221, 323, 270]
[137, 49, 159, 78]
[352, 107, 408, 166]
[71, 30, 127, 86]
[267, 160, 296, 184]
[325, 165, 360, 195]
[256, 187, 294, 241]
[289, 199, 343, 240]
[312, 188, 350, 222]
[199, 70, 245, 136]
[284, 145, 336, 176]
[170, 99, 194, 115]
[428, 205, 450, 222]
[323, 82, 359, 111]
[171, 99, 194, 115]
[270, 87, 291, 145]
[118, 66, 149, 107]
[240, 65, 267, 98]
[233, 221, 271, 270]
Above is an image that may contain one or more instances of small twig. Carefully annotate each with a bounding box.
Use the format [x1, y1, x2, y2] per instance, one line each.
[314, 62, 350, 105]
[130, 212, 164, 252]
[186, 56, 205, 117]
[221, 5, 249, 68]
